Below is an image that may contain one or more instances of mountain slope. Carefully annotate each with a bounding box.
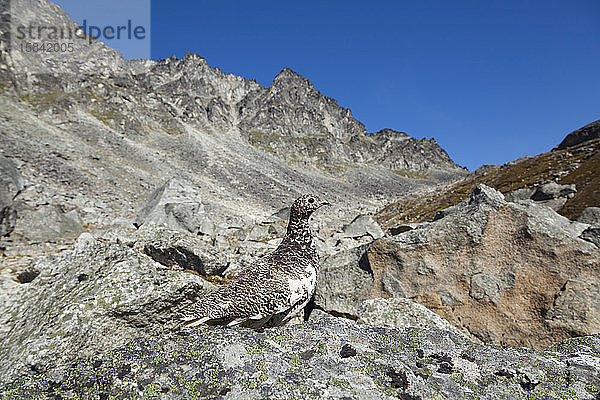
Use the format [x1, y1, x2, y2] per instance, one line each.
[376, 125, 600, 229]
[0, 0, 466, 235]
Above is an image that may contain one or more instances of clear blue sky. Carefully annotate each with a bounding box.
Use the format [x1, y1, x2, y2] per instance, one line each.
[150, 2, 596, 170]
[52, 0, 150, 59]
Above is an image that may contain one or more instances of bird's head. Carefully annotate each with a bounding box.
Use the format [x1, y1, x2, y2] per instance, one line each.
[290, 194, 330, 219]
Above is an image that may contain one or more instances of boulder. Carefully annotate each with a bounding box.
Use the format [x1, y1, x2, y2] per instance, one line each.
[366, 184, 599, 349]
[581, 225, 600, 248]
[320, 214, 386, 254]
[133, 224, 229, 276]
[506, 183, 578, 211]
[313, 244, 373, 317]
[2, 315, 599, 399]
[341, 214, 385, 240]
[0, 157, 25, 236]
[13, 205, 84, 242]
[578, 207, 600, 225]
[0, 233, 213, 381]
[530, 182, 576, 201]
[357, 297, 472, 340]
[504, 187, 535, 203]
[134, 178, 215, 235]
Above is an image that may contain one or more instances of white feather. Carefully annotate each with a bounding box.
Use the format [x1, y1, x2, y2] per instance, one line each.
[183, 316, 210, 327]
[227, 318, 245, 327]
[287, 266, 317, 308]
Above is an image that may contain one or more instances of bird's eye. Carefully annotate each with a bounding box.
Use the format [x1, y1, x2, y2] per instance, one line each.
[308, 198, 315, 203]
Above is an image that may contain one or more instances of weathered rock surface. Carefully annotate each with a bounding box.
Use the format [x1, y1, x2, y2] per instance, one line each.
[504, 187, 536, 203]
[0, 157, 25, 236]
[12, 204, 84, 242]
[527, 181, 577, 210]
[2, 315, 600, 399]
[132, 224, 229, 276]
[530, 182, 577, 201]
[0, 233, 213, 382]
[367, 184, 600, 349]
[98, 223, 231, 276]
[134, 178, 215, 236]
[357, 298, 471, 340]
[313, 244, 373, 317]
[581, 225, 600, 248]
[578, 207, 600, 225]
[341, 214, 385, 240]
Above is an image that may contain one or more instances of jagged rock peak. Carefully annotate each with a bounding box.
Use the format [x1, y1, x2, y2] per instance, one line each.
[268, 67, 344, 108]
[157, 53, 207, 66]
[153, 53, 208, 71]
[182, 52, 207, 62]
[371, 128, 410, 139]
[268, 67, 329, 103]
[271, 67, 312, 87]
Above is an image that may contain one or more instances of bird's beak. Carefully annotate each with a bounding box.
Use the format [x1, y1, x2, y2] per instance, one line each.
[321, 199, 330, 207]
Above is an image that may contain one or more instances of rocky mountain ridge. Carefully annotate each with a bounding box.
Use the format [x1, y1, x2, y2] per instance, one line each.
[377, 131, 600, 229]
[0, 0, 466, 233]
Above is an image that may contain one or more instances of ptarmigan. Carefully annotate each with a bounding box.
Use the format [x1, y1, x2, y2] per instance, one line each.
[179, 194, 329, 328]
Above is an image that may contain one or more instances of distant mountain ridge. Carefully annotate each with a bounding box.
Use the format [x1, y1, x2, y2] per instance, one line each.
[0, 0, 467, 230]
[1, 0, 463, 175]
[376, 122, 600, 228]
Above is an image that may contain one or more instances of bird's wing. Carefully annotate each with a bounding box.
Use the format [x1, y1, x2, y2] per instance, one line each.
[179, 256, 292, 325]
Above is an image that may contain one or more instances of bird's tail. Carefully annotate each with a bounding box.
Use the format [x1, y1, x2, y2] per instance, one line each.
[178, 300, 212, 327]
[181, 316, 211, 328]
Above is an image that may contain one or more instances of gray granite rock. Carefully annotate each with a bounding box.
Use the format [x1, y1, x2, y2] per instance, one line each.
[133, 223, 229, 276]
[581, 225, 600, 248]
[313, 244, 373, 317]
[530, 182, 576, 201]
[1, 315, 599, 399]
[357, 297, 472, 340]
[506, 183, 578, 212]
[0, 233, 214, 382]
[0, 157, 25, 236]
[134, 178, 215, 236]
[13, 204, 84, 242]
[578, 207, 600, 225]
[341, 214, 385, 240]
[505, 187, 536, 203]
[430, 184, 506, 243]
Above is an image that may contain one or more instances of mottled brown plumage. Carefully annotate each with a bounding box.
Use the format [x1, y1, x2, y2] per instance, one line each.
[179, 194, 329, 328]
